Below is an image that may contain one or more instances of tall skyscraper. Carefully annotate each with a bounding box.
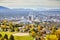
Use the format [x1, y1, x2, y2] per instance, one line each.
[28, 15, 34, 21]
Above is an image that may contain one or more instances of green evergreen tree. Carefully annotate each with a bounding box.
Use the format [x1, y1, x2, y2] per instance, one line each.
[4, 34, 8, 40]
[9, 35, 14, 40]
[0, 34, 2, 37]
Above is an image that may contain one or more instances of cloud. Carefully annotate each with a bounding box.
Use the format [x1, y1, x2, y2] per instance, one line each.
[48, 0, 60, 1]
[0, 0, 60, 8]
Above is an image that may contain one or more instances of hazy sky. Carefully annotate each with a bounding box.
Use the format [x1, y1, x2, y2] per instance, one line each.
[0, 0, 60, 8]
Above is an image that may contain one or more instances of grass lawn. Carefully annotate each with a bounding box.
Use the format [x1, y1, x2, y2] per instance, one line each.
[15, 36, 33, 40]
[0, 32, 34, 40]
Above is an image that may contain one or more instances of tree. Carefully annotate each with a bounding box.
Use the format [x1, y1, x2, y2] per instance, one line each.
[38, 25, 43, 31]
[56, 29, 60, 40]
[9, 22, 13, 29]
[1, 38, 4, 40]
[9, 35, 14, 40]
[1, 25, 6, 31]
[4, 34, 8, 40]
[0, 34, 2, 37]
[45, 34, 58, 40]
[14, 27, 19, 32]
[38, 25, 41, 31]
[1, 20, 7, 31]
[31, 31, 36, 38]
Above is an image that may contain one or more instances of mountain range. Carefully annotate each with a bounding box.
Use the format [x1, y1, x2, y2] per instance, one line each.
[0, 6, 60, 18]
